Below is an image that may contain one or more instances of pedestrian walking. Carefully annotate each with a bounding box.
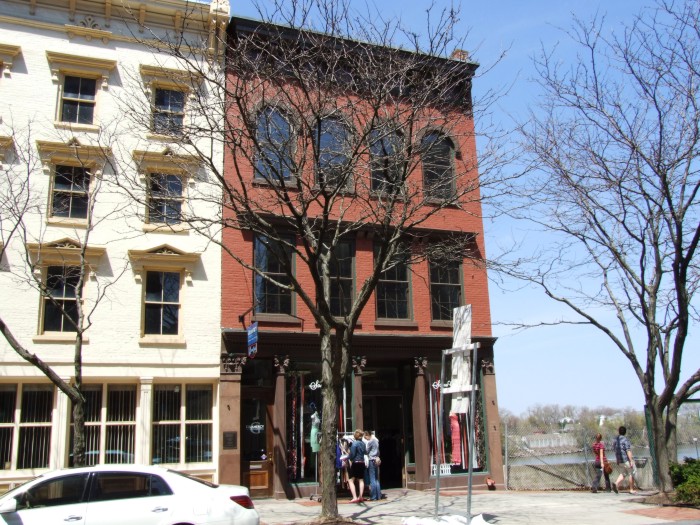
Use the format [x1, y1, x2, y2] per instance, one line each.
[612, 425, 637, 494]
[591, 433, 612, 493]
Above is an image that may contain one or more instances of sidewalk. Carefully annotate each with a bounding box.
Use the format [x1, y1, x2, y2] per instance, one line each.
[254, 488, 700, 525]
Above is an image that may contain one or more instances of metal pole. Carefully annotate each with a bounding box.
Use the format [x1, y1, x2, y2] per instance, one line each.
[582, 430, 591, 487]
[434, 348, 447, 519]
[504, 420, 509, 490]
[466, 342, 480, 525]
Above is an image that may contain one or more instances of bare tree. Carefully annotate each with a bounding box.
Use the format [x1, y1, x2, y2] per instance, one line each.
[508, 0, 700, 494]
[0, 121, 128, 467]
[118, 0, 508, 517]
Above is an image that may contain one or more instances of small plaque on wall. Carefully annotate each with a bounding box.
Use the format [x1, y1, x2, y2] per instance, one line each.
[223, 431, 237, 450]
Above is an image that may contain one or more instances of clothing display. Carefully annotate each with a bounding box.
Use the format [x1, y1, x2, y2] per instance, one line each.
[450, 413, 462, 465]
[310, 411, 321, 452]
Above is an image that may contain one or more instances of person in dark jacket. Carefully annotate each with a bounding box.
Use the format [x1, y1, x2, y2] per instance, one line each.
[348, 429, 367, 503]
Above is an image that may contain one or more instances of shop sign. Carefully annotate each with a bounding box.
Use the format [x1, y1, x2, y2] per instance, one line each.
[247, 321, 258, 358]
[246, 421, 265, 434]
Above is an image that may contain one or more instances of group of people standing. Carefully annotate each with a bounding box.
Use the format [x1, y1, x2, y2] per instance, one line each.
[591, 425, 637, 494]
[340, 429, 383, 503]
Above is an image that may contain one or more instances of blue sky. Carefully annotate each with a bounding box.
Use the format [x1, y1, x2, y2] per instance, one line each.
[227, 0, 696, 415]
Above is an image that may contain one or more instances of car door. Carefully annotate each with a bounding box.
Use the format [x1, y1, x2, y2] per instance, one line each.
[85, 472, 175, 525]
[0, 473, 89, 525]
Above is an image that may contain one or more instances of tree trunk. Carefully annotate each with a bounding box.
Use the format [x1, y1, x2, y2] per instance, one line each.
[71, 333, 86, 467]
[319, 329, 340, 519]
[665, 401, 679, 465]
[72, 399, 86, 467]
[648, 402, 674, 492]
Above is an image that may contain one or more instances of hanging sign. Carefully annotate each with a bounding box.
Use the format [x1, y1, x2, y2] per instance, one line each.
[247, 321, 258, 358]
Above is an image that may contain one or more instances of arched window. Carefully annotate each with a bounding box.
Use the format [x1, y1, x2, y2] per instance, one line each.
[315, 116, 351, 187]
[256, 107, 293, 181]
[421, 132, 455, 199]
[369, 128, 403, 192]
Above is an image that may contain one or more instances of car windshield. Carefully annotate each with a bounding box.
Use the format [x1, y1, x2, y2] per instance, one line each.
[167, 469, 218, 488]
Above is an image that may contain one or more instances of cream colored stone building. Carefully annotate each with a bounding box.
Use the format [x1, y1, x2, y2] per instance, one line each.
[0, 0, 227, 489]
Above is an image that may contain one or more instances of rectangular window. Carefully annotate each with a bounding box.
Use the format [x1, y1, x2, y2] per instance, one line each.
[254, 236, 293, 315]
[18, 384, 54, 469]
[429, 259, 461, 320]
[43, 265, 80, 333]
[0, 385, 16, 470]
[0, 385, 54, 470]
[329, 241, 353, 317]
[144, 271, 180, 335]
[51, 165, 89, 219]
[153, 88, 185, 135]
[61, 75, 96, 125]
[147, 174, 183, 224]
[152, 384, 213, 465]
[69, 385, 136, 466]
[375, 248, 410, 319]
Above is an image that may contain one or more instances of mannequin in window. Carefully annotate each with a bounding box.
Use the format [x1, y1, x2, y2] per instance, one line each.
[310, 407, 321, 453]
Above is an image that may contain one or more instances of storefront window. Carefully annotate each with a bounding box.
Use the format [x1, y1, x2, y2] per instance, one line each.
[151, 384, 213, 465]
[426, 362, 486, 475]
[286, 364, 323, 483]
[69, 384, 137, 466]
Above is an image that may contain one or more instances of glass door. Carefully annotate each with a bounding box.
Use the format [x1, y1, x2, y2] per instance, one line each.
[241, 392, 273, 497]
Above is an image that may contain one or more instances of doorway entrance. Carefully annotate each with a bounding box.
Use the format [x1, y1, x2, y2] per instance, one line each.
[241, 390, 274, 497]
[363, 395, 404, 488]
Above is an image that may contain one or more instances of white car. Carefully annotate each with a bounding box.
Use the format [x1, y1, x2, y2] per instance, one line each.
[0, 464, 259, 525]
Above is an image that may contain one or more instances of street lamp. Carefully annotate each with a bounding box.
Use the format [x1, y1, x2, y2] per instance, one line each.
[693, 437, 698, 459]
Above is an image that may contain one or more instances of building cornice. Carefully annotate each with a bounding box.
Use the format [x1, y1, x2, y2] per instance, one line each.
[0, 0, 228, 56]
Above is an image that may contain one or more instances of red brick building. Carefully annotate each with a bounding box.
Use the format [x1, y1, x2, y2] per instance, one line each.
[218, 16, 503, 499]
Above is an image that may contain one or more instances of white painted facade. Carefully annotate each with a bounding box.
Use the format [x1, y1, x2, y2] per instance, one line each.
[0, 0, 227, 489]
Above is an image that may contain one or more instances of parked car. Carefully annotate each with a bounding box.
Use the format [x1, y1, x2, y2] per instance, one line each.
[0, 464, 259, 525]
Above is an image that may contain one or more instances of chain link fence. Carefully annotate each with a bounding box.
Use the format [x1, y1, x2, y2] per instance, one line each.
[501, 417, 700, 491]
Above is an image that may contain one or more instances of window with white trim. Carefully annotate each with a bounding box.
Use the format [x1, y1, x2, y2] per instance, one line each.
[28, 240, 104, 341]
[151, 384, 213, 465]
[37, 141, 111, 227]
[42, 265, 81, 333]
[132, 150, 199, 231]
[46, 52, 116, 129]
[69, 384, 137, 466]
[147, 173, 184, 225]
[128, 245, 200, 344]
[144, 271, 181, 336]
[61, 76, 97, 125]
[51, 165, 90, 219]
[140, 65, 201, 138]
[0, 384, 54, 470]
[153, 88, 185, 135]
